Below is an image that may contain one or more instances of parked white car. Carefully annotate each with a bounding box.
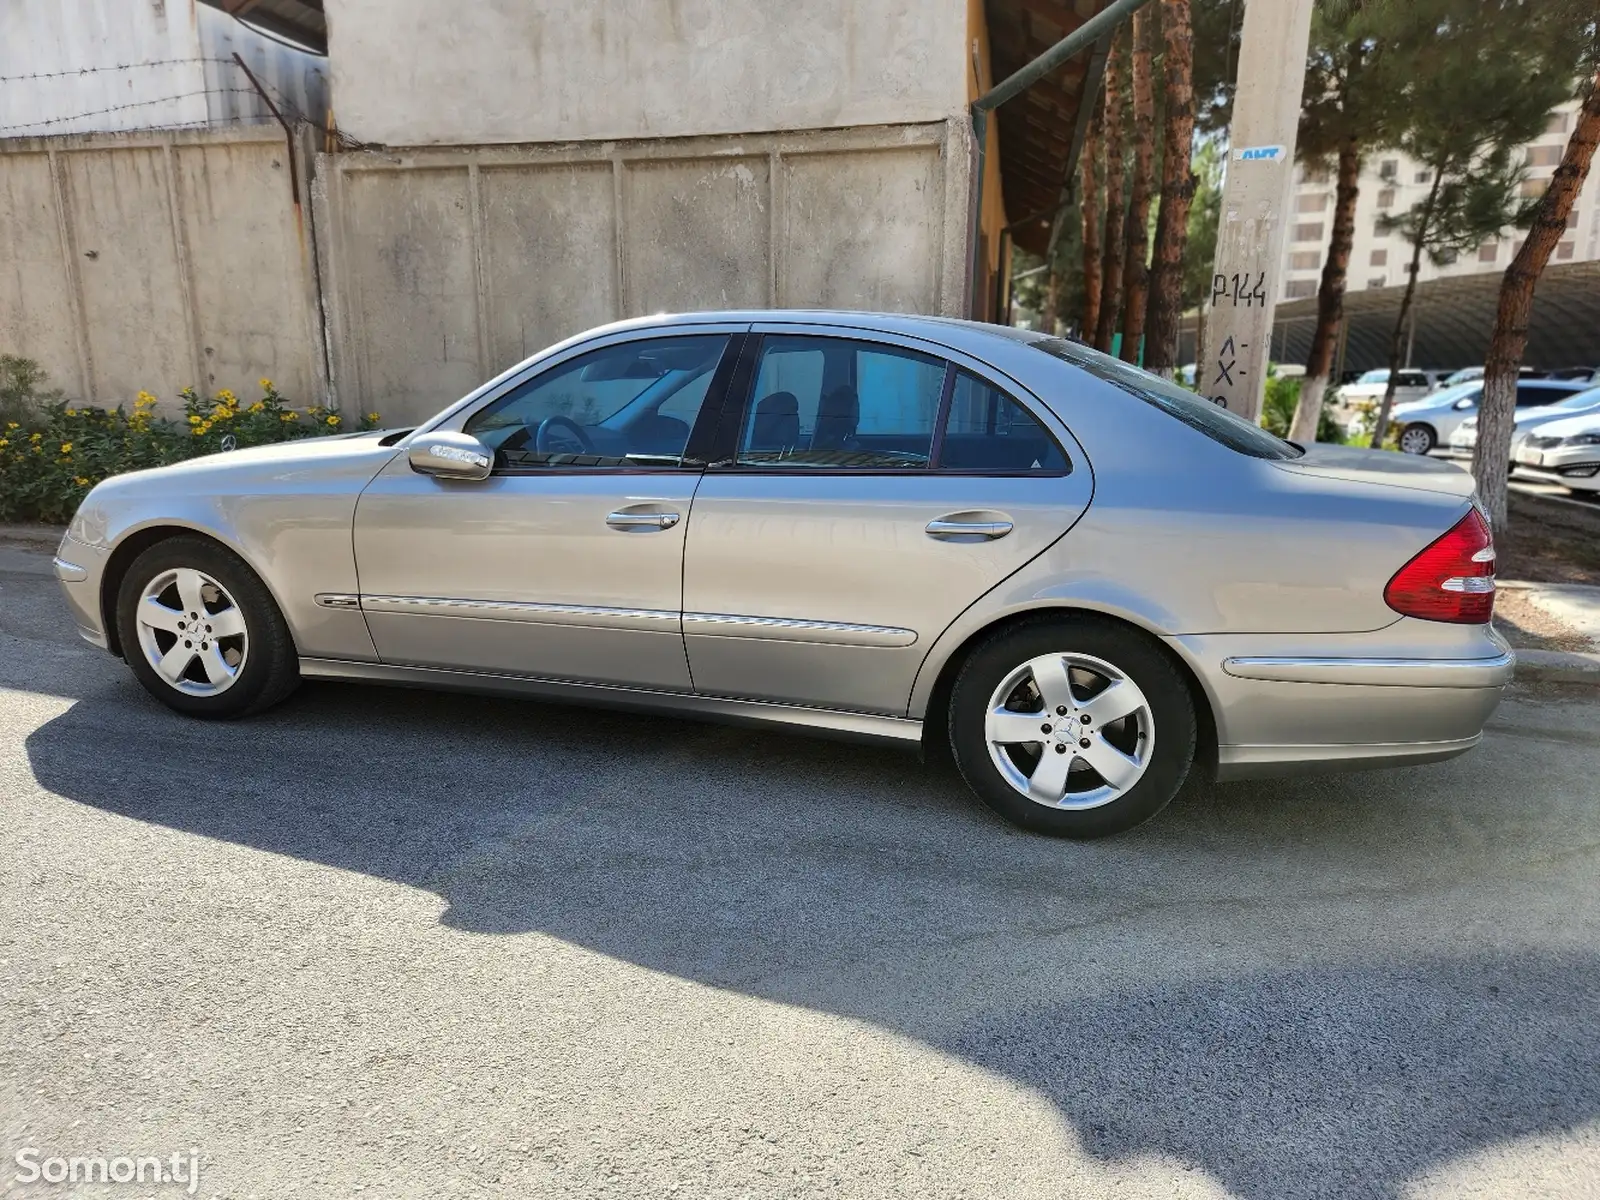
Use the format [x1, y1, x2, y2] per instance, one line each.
[1390, 379, 1589, 455]
[1335, 368, 1436, 409]
[1512, 411, 1600, 492]
[1449, 385, 1600, 459]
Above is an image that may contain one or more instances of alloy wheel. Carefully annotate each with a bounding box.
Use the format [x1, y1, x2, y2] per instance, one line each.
[984, 651, 1155, 811]
[1399, 426, 1433, 455]
[134, 567, 249, 696]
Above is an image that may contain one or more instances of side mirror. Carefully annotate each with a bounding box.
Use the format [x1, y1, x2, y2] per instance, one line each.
[408, 431, 493, 481]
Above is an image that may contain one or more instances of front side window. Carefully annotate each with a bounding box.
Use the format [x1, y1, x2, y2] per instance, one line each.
[940, 371, 1068, 472]
[465, 335, 729, 469]
[736, 336, 945, 469]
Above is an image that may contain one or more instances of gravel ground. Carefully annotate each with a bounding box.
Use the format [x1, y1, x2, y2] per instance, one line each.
[2, 540, 1598, 1200]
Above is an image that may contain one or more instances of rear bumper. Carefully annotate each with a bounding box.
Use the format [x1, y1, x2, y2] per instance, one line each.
[1170, 624, 1512, 782]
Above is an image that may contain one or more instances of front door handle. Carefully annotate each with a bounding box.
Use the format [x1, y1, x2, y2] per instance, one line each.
[926, 517, 1013, 540]
[606, 510, 680, 531]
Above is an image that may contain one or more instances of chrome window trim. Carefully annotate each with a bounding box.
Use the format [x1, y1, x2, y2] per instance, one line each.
[1222, 651, 1515, 688]
[682, 612, 918, 647]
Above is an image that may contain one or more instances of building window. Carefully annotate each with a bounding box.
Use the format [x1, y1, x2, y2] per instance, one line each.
[1527, 144, 1563, 168]
[1436, 247, 1458, 266]
[1295, 192, 1327, 213]
[1568, 211, 1581, 229]
[1415, 170, 1432, 184]
[1520, 178, 1547, 199]
[1379, 159, 1398, 180]
[1301, 164, 1330, 184]
[1370, 248, 1388, 266]
[1557, 241, 1576, 260]
[1548, 112, 1569, 135]
[1368, 277, 1387, 289]
[1284, 279, 1317, 299]
[1292, 222, 1325, 242]
[1373, 221, 1389, 237]
[1478, 243, 1498, 263]
[1377, 188, 1396, 208]
[1289, 250, 1322, 270]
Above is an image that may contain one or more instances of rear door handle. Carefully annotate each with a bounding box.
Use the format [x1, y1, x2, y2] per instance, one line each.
[926, 517, 1013, 540]
[606, 510, 680, 530]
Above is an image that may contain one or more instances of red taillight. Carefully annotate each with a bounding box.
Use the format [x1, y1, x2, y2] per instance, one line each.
[1384, 508, 1496, 623]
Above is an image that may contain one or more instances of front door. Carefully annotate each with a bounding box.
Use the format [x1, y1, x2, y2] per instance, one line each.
[354, 331, 740, 690]
[682, 327, 1093, 715]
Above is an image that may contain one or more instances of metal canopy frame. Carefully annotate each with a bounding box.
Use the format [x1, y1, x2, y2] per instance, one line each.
[969, 0, 1154, 315]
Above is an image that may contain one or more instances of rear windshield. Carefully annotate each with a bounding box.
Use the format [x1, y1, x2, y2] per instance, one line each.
[1028, 337, 1303, 460]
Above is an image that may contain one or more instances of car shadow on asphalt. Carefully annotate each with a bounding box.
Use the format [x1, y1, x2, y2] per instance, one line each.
[23, 677, 1600, 1200]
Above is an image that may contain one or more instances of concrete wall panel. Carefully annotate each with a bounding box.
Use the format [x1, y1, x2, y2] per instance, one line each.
[779, 146, 942, 313]
[480, 163, 618, 374]
[59, 146, 194, 400]
[0, 152, 81, 395]
[324, 0, 966, 147]
[623, 157, 771, 316]
[174, 141, 318, 400]
[340, 167, 482, 419]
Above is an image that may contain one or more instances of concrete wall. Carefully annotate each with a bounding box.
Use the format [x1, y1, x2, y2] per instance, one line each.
[314, 121, 972, 423]
[0, 127, 323, 407]
[323, 0, 968, 147]
[0, 1, 326, 139]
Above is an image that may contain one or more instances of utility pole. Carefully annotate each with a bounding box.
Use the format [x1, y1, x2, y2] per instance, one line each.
[1196, 0, 1315, 422]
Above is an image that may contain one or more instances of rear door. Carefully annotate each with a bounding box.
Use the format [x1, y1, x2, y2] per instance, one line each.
[681, 325, 1092, 716]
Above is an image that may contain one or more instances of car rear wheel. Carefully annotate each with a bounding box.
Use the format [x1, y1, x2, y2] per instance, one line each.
[1399, 423, 1436, 455]
[947, 616, 1197, 838]
[116, 535, 300, 718]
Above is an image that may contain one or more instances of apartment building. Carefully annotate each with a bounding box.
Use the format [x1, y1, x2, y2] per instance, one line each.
[1279, 99, 1600, 301]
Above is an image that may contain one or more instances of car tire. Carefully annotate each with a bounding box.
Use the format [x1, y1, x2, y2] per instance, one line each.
[116, 535, 300, 719]
[1399, 424, 1436, 455]
[947, 615, 1197, 839]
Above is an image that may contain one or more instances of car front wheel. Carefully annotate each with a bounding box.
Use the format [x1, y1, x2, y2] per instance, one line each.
[1399, 423, 1436, 455]
[116, 535, 300, 718]
[947, 616, 1197, 838]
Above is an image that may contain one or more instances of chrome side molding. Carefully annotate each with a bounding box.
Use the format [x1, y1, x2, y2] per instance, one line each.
[1221, 651, 1515, 689]
[682, 611, 917, 647]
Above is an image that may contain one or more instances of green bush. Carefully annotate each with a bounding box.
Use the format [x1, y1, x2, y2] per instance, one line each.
[0, 363, 379, 524]
[1260, 373, 1345, 443]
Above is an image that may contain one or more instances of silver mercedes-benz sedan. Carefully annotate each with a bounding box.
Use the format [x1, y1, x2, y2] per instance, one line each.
[54, 311, 1513, 837]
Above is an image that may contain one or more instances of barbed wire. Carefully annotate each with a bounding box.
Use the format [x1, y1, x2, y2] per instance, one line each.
[0, 88, 261, 135]
[0, 57, 245, 84]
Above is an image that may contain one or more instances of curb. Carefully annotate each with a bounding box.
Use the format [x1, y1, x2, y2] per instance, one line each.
[0, 524, 66, 548]
[1513, 649, 1600, 686]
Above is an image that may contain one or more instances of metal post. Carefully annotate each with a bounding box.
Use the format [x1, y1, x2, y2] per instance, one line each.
[1195, 0, 1315, 422]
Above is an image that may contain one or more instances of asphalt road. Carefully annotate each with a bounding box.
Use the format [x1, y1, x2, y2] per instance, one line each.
[2, 537, 1598, 1200]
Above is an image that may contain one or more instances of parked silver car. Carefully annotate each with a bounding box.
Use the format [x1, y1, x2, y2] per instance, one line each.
[54, 312, 1513, 837]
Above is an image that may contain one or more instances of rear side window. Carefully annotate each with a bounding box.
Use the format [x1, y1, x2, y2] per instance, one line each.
[1515, 384, 1574, 407]
[737, 336, 944, 469]
[1027, 336, 1302, 460]
[939, 371, 1067, 472]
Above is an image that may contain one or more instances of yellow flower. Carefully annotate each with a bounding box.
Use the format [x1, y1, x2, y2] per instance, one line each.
[248, 401, 264, 414]
[366, 412, 380, 422]
[135, 390, 157, 409]
[74, 476, 88, 486]
[65, 408, 76, 417]
[5, 421, 17, 430]
[29, 432, 41, 442]
[59, 442, 72, 454]
[259, 377, 273, 390]
[188, 415, 203, 425]
[326, 415, 340, 426]
[0, 438, 8, 449]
